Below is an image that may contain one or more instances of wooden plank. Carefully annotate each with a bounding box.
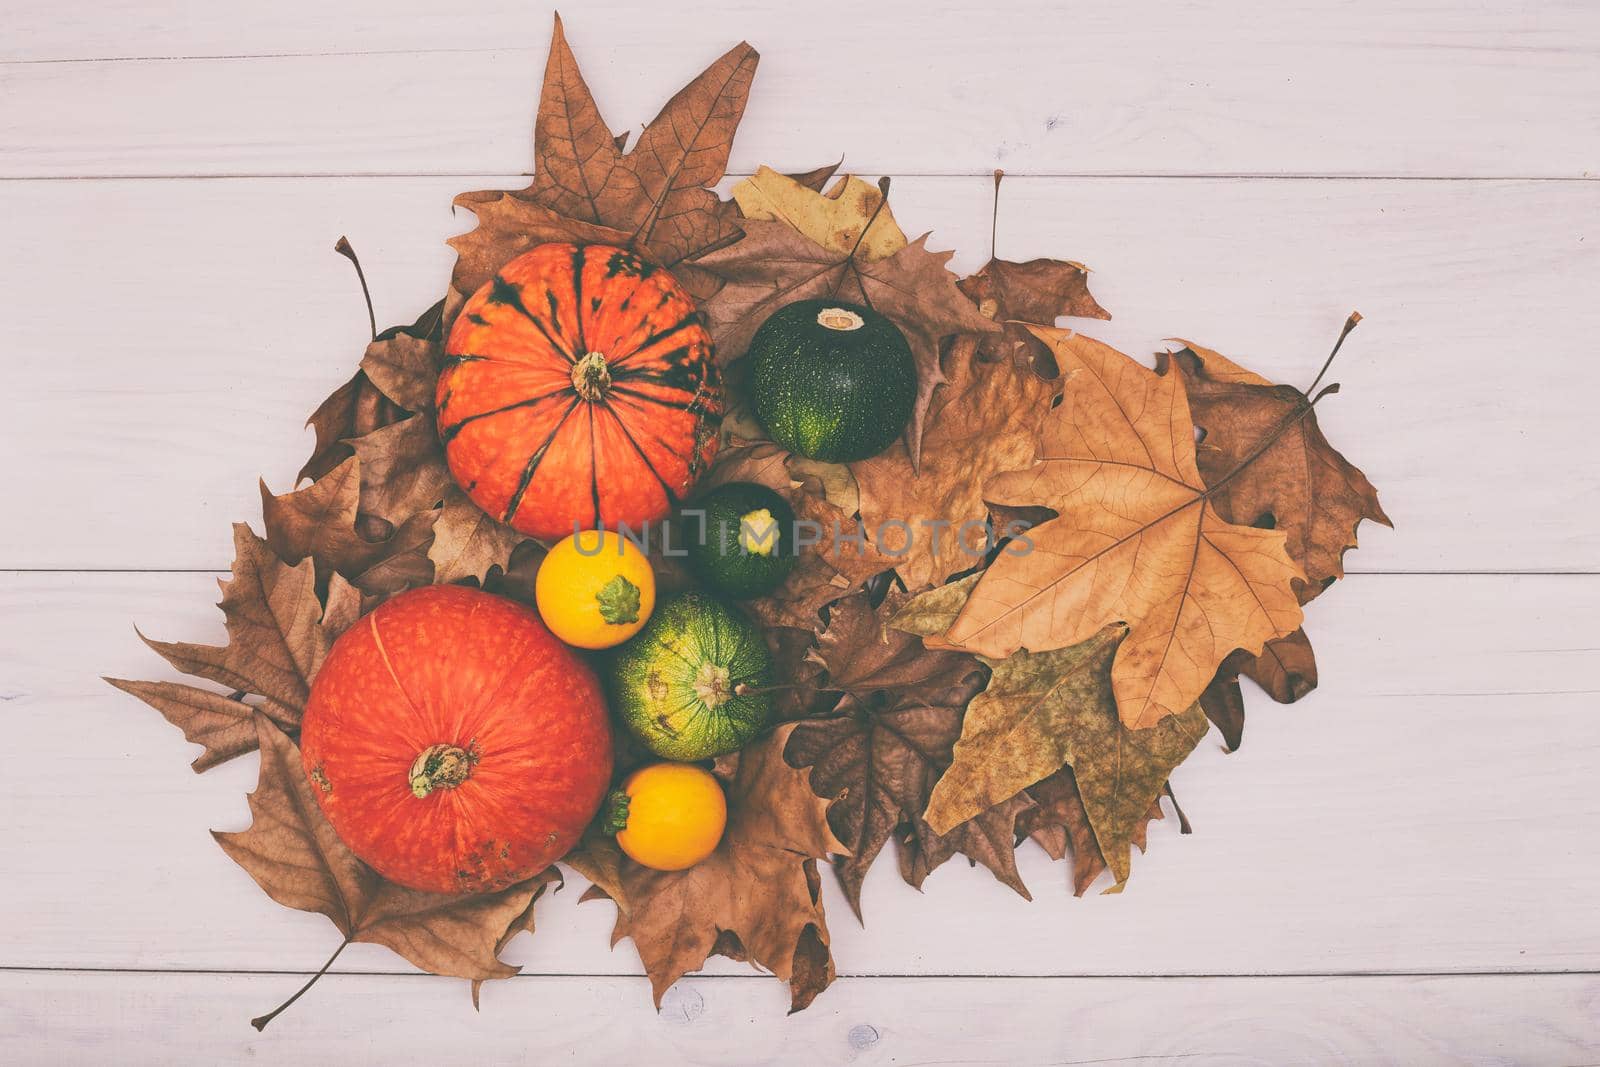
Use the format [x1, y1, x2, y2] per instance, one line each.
[2, 175, 1595, 572]
[3, 970, 1598, 1064]
[2, 2, 1598, 178]
[6, 571, 1598, 976]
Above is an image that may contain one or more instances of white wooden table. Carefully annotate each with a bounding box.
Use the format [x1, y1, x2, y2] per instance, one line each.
[3, 3, 1598, 1062]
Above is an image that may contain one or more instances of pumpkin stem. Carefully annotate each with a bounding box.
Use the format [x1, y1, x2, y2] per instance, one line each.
[602, 789, 632, 835]
[572, 351, 613, 401]
[408, 742, 476, 798]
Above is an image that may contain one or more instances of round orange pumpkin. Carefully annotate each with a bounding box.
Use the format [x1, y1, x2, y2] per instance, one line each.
[299, 584, 613, 894]
[438, 243, 722, 542]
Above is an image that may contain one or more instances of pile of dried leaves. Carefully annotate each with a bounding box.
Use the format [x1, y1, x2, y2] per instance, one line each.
[109, 16, 1388, 1023]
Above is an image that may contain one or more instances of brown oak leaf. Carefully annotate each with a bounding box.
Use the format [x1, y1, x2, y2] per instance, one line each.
[1162, 340, 1392, 598]
[107, 524, 360, 770]
[218, 715, 552, 1028]
[809, 588, 977, 696]
[695, 220, 999, 465]
[449, 15, 756, 320]
[957, 173, 1109, 377]
[941, 328, 1307, 729]
[850, 333, 1057, 589]
[596, 724, 841, 1011]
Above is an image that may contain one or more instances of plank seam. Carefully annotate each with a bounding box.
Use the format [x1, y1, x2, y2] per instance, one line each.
[5, 966, 1599, 979]
[3, 174, 1598, 183]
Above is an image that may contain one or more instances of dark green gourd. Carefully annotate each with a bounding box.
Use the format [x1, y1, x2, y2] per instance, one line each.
[747, 299, 917, 462]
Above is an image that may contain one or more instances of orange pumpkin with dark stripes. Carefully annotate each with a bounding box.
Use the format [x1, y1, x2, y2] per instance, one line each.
[438, 244, 722, 541]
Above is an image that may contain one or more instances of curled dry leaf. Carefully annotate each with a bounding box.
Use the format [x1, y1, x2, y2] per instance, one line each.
[595, 724, 842, 1011]
[1197, 626, 1319, 753]
[960, 259, 1109, 376]
[731, 165, 907, 260]
[893, 582, 1205, 889]
[941, 328, 1307, 730]
[1199, 670, 1248, 753]
[450, 14, 756, 321]
[850, 333, 1058, 590]
[107, 525, 360, 769]
[217, 715, 554, 1028]
[696, 220, 999, 465]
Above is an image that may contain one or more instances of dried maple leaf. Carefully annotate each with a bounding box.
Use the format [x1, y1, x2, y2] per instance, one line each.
[695, 219, 999, 465]
[763, 623, 835, 721]
[850, 333, 1057, 589]
[429, 486, 528, 586]
[450, 15, 756, 318]
[359, 331, 439, 415]
[1162, 338, 1391, 598]
[1018, 768, 1171, 896]
[298, 371, 406, 484]
[732, 165, 907, 260]
[470, 866, 564, 1008]
[107, 525, 360, 769]
[941, 328, 1307, 730]
[218, 715, 553, 1029]
[809, 588, 977, 696]
[298, 300, 443, 483]
[347, 415, 453, 527]
[260, 457, 436, 596]
[783, 591, 1033, 915]
[596, 724, 841, 1011]
[893, 579, 1204, 887]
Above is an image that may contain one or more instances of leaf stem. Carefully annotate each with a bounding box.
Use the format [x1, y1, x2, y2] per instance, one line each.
[990, 169, 1004, 261]
[251, 936, 351, 1031]
[334, 237, 377, 342]
[1305, 311, 1361, 397]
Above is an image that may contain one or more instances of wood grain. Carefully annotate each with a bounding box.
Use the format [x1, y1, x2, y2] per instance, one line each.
[3, 970, 1598, 1065]
[7, 571, 1597, 975]
[7, 2, 1598, 1056]
[2, 2, 1598, 178]
[3, 176, 1595, 572]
